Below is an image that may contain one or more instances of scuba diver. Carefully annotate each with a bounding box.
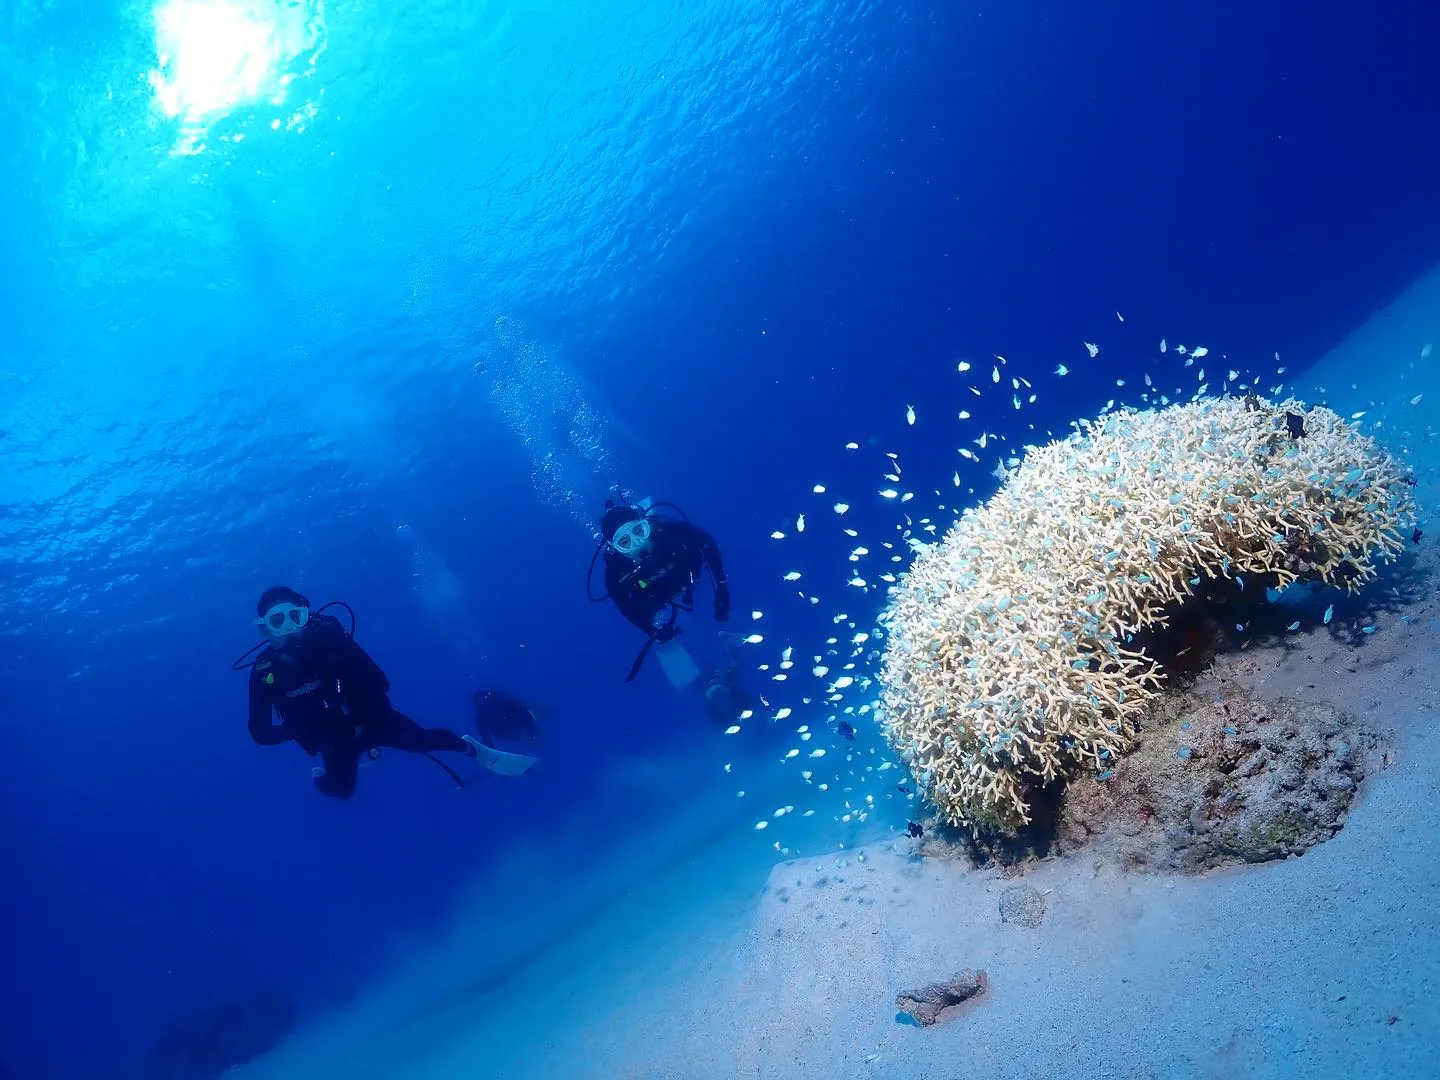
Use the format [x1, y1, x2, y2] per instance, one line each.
[696, 635, 760, 726]
[471, 688, 545, 748]
[241, 585, 535, 799]
[587, 497, 731, 684]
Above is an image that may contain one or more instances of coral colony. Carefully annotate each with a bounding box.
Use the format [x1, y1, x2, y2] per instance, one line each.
[879, 396, 1416, 834]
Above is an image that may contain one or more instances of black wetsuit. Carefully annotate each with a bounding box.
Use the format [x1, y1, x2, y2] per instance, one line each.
[247, 614, 467, 799]
[603, 518, 729, 636]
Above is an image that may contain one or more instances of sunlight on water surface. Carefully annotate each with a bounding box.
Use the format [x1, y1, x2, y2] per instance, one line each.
[147, 0, 326, 153]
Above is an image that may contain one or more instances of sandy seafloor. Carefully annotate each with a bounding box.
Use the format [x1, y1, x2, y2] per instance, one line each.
[232, 276, 1440, 1080]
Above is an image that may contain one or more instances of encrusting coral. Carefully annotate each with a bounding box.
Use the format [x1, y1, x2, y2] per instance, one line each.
[878, 395, 1416, 835]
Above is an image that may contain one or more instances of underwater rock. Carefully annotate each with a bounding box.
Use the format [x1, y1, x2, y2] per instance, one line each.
[997, 884, 1046, 927]
[1056, 687, 1384, 873]
[896, 969, 988, 1026]
[150, 988, 297, 1080]
[910, 795, 1064, 871]
[912, 822, 971, 862]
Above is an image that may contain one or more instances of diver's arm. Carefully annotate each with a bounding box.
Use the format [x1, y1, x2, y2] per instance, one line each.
[332, 633, 392, 713]
[682, 523, 730, 616]
[247, 670, 292, 746]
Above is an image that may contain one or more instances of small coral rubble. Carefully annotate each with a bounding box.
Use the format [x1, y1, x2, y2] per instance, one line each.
[895, 969, 988, 1026]
[997, 883, 1047, 926]
[880, 396, 1413, 835]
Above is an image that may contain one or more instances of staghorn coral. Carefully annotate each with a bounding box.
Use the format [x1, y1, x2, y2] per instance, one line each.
[879, 396, 1415, 835]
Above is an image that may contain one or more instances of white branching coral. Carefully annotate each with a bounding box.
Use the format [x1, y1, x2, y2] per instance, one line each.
[879, 396, 1416, 834]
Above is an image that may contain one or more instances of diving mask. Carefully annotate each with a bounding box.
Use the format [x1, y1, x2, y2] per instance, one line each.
[610, 517, 653, 556]
[257, 602, 310, 636]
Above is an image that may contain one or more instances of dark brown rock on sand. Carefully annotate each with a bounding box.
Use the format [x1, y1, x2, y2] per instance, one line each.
[896, 970, 988, 1026]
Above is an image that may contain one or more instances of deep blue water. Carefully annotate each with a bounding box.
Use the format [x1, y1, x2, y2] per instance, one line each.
[3, 2, 1439, 1078]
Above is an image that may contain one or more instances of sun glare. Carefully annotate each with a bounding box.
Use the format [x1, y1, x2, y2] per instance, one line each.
[148, 0, 326, 152]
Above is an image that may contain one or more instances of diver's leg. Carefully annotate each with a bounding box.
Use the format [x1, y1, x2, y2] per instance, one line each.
[313, 745, 361, 799]
[368, 707, 536, 776]
[370, 708, 468, 755]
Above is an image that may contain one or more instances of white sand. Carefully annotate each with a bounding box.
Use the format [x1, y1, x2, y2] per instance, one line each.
[233, 289, 1440, 1080]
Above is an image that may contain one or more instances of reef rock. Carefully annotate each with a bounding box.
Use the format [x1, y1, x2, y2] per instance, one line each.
[1057, 686, 1385, 873]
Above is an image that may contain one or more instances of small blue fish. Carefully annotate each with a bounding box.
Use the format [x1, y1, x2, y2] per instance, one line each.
[1323, 604, 1334, 625]
[1361, 625, 1375, 635]
[1287, 621, 1301, 632]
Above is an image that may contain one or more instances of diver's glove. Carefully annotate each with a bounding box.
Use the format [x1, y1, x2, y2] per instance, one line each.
[714, 586, 730, 622]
